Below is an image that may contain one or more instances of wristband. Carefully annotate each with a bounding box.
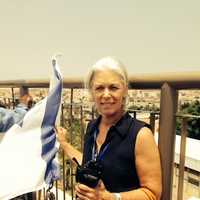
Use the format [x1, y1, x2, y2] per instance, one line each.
[113, 193, 121, 200]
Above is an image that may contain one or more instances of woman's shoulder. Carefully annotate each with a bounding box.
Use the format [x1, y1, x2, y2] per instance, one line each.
[130, 115, 152, 132]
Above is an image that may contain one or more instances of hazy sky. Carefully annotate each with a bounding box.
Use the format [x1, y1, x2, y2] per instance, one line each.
[0, 0, 200, 80]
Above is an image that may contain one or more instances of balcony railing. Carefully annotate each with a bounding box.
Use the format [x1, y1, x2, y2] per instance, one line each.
[1, 71, 200, 200]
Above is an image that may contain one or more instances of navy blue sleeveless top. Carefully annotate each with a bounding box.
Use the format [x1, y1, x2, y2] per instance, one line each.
[82, 112, 151, 192]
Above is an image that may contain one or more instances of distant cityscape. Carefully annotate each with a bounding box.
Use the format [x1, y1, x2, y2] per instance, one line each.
[0, 88, 200, 111]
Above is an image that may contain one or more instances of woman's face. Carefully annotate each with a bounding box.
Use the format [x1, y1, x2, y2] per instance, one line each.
[91, 70, 127, 117]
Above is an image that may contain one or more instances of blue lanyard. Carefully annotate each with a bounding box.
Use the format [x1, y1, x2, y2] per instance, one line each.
[92, 130, 110, 161]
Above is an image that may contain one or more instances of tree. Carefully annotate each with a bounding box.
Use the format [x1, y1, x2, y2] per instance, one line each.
[176, 100, 200, 140]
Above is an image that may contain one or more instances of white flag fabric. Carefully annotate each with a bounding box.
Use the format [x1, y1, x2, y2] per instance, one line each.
[0, 58, 62, 200]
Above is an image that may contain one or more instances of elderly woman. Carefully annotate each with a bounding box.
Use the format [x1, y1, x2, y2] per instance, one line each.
[57, 57, 162, 200]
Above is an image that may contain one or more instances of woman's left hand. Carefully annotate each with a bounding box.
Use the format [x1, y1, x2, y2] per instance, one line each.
[75, 180, 111, 200]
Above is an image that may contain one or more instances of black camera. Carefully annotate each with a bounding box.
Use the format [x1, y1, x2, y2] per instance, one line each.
[73, 157, 103, 188]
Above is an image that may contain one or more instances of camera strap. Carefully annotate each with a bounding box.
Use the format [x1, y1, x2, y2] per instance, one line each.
[92, 130, 110, 162]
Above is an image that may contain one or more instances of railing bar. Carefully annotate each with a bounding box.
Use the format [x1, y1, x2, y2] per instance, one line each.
[177, 118, 188, 200]
[38, 190, 41, 200]
[70, 88, 74, 200]
[60, 103, 66, 200]
[176, 113, 200, 119]
[80, 105, 84, 151]
[91, 106, 95, 120]
[11, 87, 15, 109]
[149, 113, 156, 134]
[62, 149, 66, 200]
[128, 109, 160, 115]
[199, 172, 200, 197]
[43, 188, 46, 200]
[55, 180, 58, 200]
[133, 111, 137, 118]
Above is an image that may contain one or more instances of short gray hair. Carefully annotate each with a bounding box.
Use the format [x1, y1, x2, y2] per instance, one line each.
[85, 57, 128, 91]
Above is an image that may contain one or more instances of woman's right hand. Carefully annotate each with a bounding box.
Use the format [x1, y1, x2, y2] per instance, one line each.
[55, 126, 83, 164]
[55, 126, 67, 144]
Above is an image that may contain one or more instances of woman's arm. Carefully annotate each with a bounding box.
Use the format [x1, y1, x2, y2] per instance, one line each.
[120, 127, 162, 200]
[56, 126, 83, 164]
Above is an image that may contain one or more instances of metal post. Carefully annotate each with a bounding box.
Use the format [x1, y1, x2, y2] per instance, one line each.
[177, 118, 188, 200]
[11, 87, 15, 109]
[70, 88, 74, 200]
[31, 192, 36, 200]
[55, 181, 58, 200]
[158, 83, 178, 200]
[62, 150, 66, 200]
[43, 188, 46, 200]
[80, 105, 84, 151]
[133, 111, 136, 118]
[91, 106, 95, 120]
[19, 86, 29, 96]
[37, 190, 41, 200]
[199, 173, 200, 197]
[149, 112, 156, 134]
[61, 103, 66, 200]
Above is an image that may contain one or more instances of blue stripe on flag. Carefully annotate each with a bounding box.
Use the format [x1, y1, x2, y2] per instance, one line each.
[41, 63, 62, 185]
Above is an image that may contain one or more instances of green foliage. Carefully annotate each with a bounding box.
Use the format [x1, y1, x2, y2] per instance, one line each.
[61, 106, 86, 152]
[176, 100, 200, 140]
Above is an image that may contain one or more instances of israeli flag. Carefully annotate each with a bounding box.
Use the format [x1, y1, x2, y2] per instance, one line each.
[0, 58, 62, 200]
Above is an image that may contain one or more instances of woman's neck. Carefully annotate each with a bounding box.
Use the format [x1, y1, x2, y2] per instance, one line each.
[101, 110, 124, 127]
[97, 110, 125, 148]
